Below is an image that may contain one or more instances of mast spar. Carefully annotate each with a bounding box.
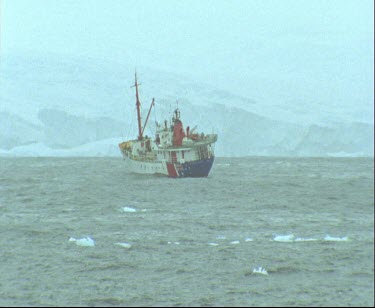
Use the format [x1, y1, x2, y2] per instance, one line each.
[133, 72, 143, 140]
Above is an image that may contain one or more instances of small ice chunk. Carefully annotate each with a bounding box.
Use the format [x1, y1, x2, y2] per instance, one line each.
[230, 240, 240, 245]
[115, 242, 132, 249]
[122, 207, 137, 212]
[253, 267, 268, 275]
[324, 235, 349, 242]
[273, 234, 295, 242]
[69, 236, 95, 247]
[295, 237, 318, 242]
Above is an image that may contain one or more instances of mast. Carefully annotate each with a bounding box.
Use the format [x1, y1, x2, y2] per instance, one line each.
[133, 72, 143, 140]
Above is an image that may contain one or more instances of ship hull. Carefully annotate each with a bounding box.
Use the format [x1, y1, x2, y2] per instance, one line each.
[122, 156, 215, 178]
[174, 157, 215, 178]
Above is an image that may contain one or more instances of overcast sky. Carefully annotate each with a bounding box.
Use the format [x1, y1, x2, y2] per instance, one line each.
[1, 0, 374, 122]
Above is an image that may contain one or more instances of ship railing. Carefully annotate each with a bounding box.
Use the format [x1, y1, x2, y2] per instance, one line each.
[129, 152, 157, 162]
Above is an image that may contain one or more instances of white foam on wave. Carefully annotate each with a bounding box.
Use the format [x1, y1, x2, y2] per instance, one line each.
[217, 235, 226, 240]
[253, 267, 268, 275]
[273, 234, 295, 242]
[115, 242, 132, 249]
[245, 238, 254, 242]
[208, 242, 219, 246]
[324, 235, 349, 242]
[69, 236, 95, 247]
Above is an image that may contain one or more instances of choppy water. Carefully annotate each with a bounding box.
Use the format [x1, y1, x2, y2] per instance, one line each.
[0, 157, 373, 307]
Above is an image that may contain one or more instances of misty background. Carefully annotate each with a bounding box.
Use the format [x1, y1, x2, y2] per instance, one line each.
[0, 0, 373, 157]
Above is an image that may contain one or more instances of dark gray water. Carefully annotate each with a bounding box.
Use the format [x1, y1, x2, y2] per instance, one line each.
[0, 157, 373, 307]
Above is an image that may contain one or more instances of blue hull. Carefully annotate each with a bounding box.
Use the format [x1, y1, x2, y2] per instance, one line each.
[174, 157, 215, 178]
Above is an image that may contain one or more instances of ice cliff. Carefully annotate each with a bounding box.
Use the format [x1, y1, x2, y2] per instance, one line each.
[0, 53, 373, 157]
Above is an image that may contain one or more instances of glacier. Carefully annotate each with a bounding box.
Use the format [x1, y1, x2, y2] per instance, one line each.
[0, 53, 373, 157]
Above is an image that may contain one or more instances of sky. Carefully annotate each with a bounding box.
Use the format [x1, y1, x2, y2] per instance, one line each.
[1, 0, 374, 123]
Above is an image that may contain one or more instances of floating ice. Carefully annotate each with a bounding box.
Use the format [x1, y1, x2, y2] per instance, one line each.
[230, 240, 240, 245]
[122, 207, 137, 212]
[294, 237, 318, 242]
[273, 234, 295, 242]
[69, 236, 95, 247]
[253, 267, 268, 275]
[115, 242, 132, 249]
[324, 235, 349, 242]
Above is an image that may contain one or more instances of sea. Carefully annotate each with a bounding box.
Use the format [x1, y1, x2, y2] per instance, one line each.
[0, 157, 373, 307]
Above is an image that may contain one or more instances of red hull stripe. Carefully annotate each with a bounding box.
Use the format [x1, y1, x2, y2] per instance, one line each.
[166, 163, 178, 177]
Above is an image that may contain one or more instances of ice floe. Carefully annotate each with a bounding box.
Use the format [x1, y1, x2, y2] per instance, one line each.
[324, 235, 349, 242]
[122, 207, 137, 212]
[115, 242, 132, 249]
[273, 234, 295, 242]
[230, 240, 240, 245]
[273, 234, 349, 242]
[294, 237, 318, 242]
[253, 267, 268, 275]
[69, 236, 95, 247]
[121, 206, 147, 213]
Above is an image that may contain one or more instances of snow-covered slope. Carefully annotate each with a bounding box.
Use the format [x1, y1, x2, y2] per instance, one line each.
[0, 53, 373, 157]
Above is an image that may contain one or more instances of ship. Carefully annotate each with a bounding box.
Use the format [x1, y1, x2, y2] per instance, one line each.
[118, 73, 218, 178]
